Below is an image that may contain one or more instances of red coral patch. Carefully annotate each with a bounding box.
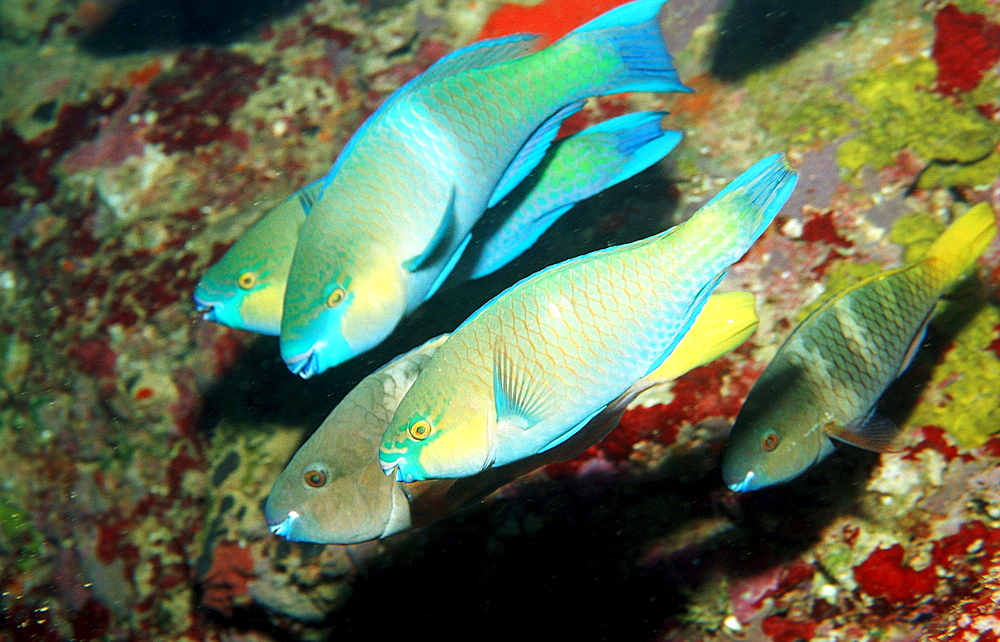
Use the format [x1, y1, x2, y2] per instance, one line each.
[853, 544, 937, 605]
[200, 540, 255, 616]
[478, 0, 630, 45]
[761, 615, 817, 642]
[932, 4, 1000, 95]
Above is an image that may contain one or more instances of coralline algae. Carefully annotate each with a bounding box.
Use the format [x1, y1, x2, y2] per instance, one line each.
[0, 0, 998, 640]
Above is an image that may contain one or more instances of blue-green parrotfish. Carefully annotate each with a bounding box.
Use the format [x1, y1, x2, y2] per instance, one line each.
[193, 113, 681, 336]
[266, 291, 759, 544]
[722, 202, 998, 492]
[279, 0, 689, 378]
[379, 153, 797, 481]
[193, 180, 324, 335]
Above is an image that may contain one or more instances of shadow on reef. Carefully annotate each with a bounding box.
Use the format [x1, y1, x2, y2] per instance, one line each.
[709, 0, 873, 81]
[78, 0, 309, 55]
[196, 166, 679, 434]
[318, 432, 877, 641]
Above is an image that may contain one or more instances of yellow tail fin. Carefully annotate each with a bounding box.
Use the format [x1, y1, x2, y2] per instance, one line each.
[923, 203, 998, 285]
[643, 291, 759, 383]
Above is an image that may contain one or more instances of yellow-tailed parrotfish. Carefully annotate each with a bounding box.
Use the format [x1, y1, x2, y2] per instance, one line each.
[722, 203, 998, 492]
[266, 291, 759, 543]
[193, 113, 681, 336]
[193, 180, 324, 335]
[379, 154, 797, 481]
[280, 0, 689, 378]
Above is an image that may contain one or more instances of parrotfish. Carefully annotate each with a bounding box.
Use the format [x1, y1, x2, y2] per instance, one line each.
[266, 291, 759, 544]
[280, 0, 688, 378]
[465, 111, 682, 280]
[193, 114, 681, 335]
[193, 180, 324, 335]
[379, 154, 797, 481]
[722, 203, 998, 492]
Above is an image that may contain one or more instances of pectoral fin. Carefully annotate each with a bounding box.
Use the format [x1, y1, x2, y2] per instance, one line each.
[825, 413, 902, 453]
[493, 342, 551, 431]
[403, 189, 458, 273]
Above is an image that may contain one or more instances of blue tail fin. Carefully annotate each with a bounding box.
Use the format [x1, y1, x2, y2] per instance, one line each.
[564, 0, 690, 95]
[707, 153, 798, 243]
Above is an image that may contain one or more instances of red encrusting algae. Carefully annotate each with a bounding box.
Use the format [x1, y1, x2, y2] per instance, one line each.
[932, 4, 1000, 95]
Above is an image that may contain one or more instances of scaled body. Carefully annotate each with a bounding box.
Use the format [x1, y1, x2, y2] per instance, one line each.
[723, 203, 998, 491]
[379, 154, 796, 481]
[266, 293, 758, 543]
[279, 0, 687, 377]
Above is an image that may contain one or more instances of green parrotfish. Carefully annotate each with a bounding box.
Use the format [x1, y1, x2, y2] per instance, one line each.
[379, 154, 797, 481]
[266, 291, 759, 543]
[280, 0, 688, 378]
[722, 203, 998, 492]
[193, 180, 323, 335]
[193, 113, 681, 335]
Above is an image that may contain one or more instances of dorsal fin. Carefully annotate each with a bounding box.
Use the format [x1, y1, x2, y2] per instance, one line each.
[408, 34, 541, 92]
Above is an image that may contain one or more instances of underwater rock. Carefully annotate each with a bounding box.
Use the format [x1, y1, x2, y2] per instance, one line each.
[0, 0, 998, 639]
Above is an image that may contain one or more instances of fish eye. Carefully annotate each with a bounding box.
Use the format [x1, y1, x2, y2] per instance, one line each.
[238, 272, 257, 290]
[761, 431, 780, 452]
[303, 468, 328, 488]
[408, 419, 432, 441]
[326, 287, 346, 308]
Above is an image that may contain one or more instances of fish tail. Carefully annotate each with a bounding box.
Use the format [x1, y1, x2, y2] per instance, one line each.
[921, 202, 997, 286]
[698, 153, 798, 249]
[561, 0, 689, 95]
[589, 111, 682, 184]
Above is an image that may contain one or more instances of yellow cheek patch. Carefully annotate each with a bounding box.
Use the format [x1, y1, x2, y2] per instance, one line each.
[416, 417, 493, 476]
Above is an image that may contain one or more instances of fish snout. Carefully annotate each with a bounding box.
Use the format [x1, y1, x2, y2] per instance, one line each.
[267, 510, 301, 540]
[727, 470, 757, 493]
[193, 293, 220, 320]
[286, 348, 321, 379]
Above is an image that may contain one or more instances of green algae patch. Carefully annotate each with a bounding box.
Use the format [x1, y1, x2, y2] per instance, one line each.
[911, 302, 1000, 448]
[890, 211, 946, 265]
[837, 58, 1000, 179]
[0, 497, 45, 573]
[797, 260, 884, 323]
[762, 85, 859, 147]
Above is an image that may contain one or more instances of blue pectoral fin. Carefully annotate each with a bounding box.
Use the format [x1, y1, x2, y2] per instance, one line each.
[422, 231, 472, 301]
[487, 101, 586, 209]
[493, 342, 551, 431]
[470, 204, 573, 279]
[403, 189, 458, 273]
[826, 413, 902, 453]
[296, 179, 327, 215]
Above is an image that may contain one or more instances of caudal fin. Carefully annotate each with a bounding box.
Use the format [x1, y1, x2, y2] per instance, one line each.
[922, 202, 997, 286]
[563, 0, 689, 95]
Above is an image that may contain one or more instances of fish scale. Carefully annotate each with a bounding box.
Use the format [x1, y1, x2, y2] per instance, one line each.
[379, 154, 797, 480]
[279, 0, 689, 377]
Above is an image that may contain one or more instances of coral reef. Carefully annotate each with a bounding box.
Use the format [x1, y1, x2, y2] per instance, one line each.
[0, 0, 998, 639]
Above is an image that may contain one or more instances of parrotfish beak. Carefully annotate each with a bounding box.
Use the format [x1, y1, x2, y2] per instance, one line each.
[268, 510, 301, 540]
[728, 470, 757, 493]
[193, 293, 218, 319]
[287, 349, 322, 379]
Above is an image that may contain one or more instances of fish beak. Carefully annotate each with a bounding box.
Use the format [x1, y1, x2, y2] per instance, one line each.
[728, 470, 756, 493]
[288, 349, 320, 379]
[378, 457, 408, 481]
[193, 294, 218, 320]
[269, 510, 300, 539]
